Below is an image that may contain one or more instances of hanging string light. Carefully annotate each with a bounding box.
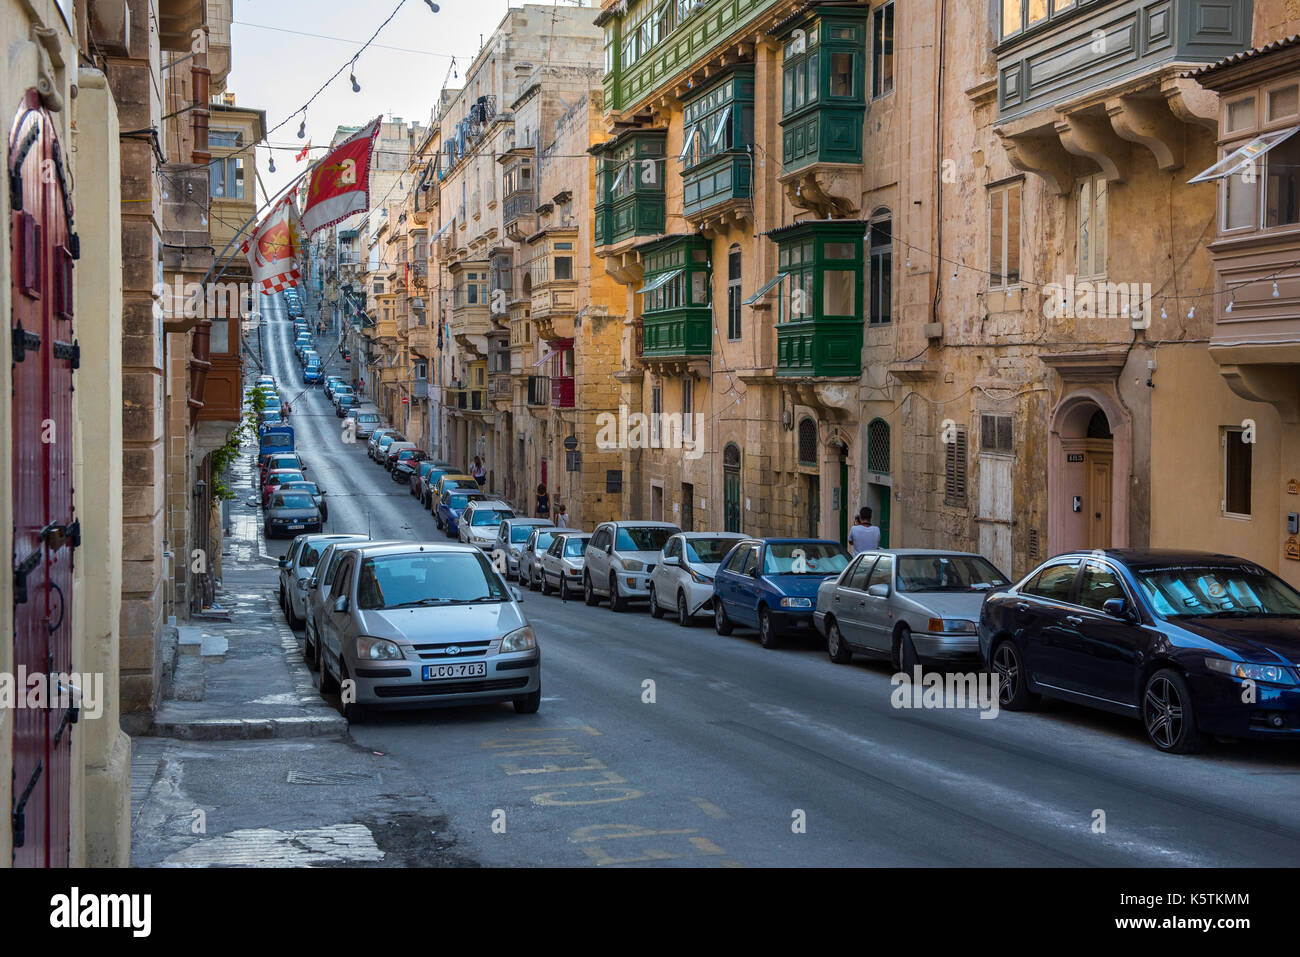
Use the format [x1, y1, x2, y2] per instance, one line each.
[350, 57, 362, 93]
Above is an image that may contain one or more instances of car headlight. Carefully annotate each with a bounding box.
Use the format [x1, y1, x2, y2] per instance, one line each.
[1205, 657, 1298, 685]
[780, 597, 813, 609]
[927, 618, 978, 634]
[356, 636, 404, 661]
[501, 626, 536, 653]
[622, 559, 645, 572]
[687, 567, 714, 584]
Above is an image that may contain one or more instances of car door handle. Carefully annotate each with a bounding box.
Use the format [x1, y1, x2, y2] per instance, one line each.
[1016, 602, 1030, 612]
[1064, 615, 1084, 626]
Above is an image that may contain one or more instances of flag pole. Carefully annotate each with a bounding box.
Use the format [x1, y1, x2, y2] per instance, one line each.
[199, 167, 311, 291]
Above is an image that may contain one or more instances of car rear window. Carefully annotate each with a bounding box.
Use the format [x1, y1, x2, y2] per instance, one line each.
[471, 509, 513, 526]
[510, 526, 537, 543]
[274, 493, 314, 509]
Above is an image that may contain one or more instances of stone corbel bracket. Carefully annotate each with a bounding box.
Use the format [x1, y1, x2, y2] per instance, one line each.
[1106, 92, 1186, 171]
[1054, 110, 1129, 182]
[996, 128, 1074, 195]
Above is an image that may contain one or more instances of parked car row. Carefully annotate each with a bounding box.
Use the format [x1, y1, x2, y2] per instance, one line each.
[250, 377, 333, 539]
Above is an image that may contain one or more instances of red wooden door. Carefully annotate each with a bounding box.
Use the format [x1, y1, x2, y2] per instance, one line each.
[10, 90, 78, 867]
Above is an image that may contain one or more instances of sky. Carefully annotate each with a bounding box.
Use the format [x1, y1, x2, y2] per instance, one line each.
[225, 0, 538, 204]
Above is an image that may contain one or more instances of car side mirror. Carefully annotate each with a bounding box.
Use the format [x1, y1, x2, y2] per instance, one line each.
[1103, 597, 1134, 621]
[663, 556, 680, 567]
[319, 490, 327, 496]
[278, 557, 288, 568]
[511, 587, 523, 603]
[749, 567, 760, 578]
[605, 544, 613, 554]
[308, 578, 319, 589]
[333, 596, 349, 613]
[867, 583, 890, 598]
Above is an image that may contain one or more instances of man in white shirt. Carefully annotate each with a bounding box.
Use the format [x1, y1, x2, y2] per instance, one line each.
[848, 507, 881, 554]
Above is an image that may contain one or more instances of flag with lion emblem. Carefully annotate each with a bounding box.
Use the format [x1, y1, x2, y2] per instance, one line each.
[300, 116, 380, 236]
[242, 194, 303, 293]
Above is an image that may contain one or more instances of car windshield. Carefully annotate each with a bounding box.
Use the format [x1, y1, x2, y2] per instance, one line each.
[269, 472, 304, 485]
[615, 527, 676, 552]
[896, 555, 1008, 593]
[472, 509, 512, 526]
[686, 537, 740, 564]
[273, 494, 314, 509]
[763, 543, 851, 575]
[1133, 563, 1300, 618]
[283, 482, 319, 495]
[447, 494, 480, 509]
[357, 552, 507, 609]
[564, 537, 590, 557]
[511, 525, 538, 543]
[535, 531, 556, 550]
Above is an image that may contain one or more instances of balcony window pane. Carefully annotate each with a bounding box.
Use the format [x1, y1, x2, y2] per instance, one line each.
[872, 4, 894, 98]
[823, 270, 855, 316]
[1224, 169, 1259, 230]
[783, 68, 794, 114]
[1002, 0, 1022, 37]
[1270, 86, 1299, 121]
[830, 53, 854, 98]
[1028, 0, 1048, 25]
[825, 241, 854, 260]
[1265, 132, 1300, 227]
[555, 256, 573, 280]
[806, 53, 818, 104]
[691, 272, 708, 305]
[1227, 96, 1256, 133]
[795, 61, 806, 108]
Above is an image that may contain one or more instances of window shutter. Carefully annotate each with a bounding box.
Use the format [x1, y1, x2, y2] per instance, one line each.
[945, 426, 968, 506]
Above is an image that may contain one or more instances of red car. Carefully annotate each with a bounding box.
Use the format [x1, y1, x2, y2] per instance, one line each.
[262, 469, 305, 507]
[259, 452, 302, 483]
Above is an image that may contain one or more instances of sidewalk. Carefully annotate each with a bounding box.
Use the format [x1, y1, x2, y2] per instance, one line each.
[129, 352, 477, 866]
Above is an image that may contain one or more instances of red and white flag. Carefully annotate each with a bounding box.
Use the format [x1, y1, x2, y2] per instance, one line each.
[296, 141, 312, 162]
[242, 194, 302, 294]
[300, 117, 379, 236]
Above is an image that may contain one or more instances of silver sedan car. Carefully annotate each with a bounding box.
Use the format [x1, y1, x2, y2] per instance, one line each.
[316, 542, 540, 720]
[814, 549, 1011, 671]
[519, 526, 563, 591]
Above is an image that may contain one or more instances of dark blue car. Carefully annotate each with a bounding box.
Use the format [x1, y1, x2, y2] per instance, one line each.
[435, 488, 485, 538]
[713, 538, 851, 648]
[979, 549, 1300, 753]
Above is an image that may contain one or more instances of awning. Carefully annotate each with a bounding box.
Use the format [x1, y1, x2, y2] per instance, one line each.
[1189, 125, 1300, 183]
[431, 216, 456, 240]
[744, 272, 787, 305]
[532, 349, 561, 368]
[635, 268, 683, 296]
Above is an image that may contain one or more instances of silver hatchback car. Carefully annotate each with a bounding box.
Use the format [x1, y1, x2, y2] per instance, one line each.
[814, 549, 1011, 671]
[316, 542, 541, 720]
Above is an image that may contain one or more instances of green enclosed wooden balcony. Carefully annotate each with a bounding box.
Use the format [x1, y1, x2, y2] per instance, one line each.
[681, 70, 754, 219]
[637, 235, 712, 359]
[765, 220, 865, 378]
[593, 130, 666, 249]
[777, 10, 868, 172]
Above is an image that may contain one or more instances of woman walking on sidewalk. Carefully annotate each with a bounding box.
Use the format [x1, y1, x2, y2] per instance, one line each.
[535, 484, 550, 519]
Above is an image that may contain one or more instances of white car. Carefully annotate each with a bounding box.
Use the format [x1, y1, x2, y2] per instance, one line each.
[459, 500, 516, 549]
[278, 533, 368, 628]
[648, 532, 748, 626]
[583, 521, 681, 612]
[520, 525, 566, 590]
[541, 533, 591, 600]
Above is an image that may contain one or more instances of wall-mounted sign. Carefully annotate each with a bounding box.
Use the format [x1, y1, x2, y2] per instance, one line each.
[1287, 537, 1300, 561]
[1066, 453, 1085, 464]
[1289, 479, 1299, 495]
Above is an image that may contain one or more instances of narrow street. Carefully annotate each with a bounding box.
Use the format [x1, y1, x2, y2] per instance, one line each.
[253, 293, 1300, 868]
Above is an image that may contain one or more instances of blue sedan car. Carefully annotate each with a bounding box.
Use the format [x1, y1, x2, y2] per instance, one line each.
[979, 549, 1300, 753]
[303, 363, 323, 384]
[435, 487, 485, 538]
[713, 538, 851, 648]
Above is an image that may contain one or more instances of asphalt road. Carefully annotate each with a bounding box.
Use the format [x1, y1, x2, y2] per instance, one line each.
[255, 292, 1300, 868]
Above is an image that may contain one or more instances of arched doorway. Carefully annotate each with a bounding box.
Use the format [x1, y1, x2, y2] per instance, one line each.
[1050, 393, 1128, 553]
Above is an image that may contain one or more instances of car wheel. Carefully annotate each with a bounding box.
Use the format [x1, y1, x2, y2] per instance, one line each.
[758, 608, 780, 649]
[1143, 668, 1202, 754]
[540, 571, 552, 596]
[584, 573, 600, 606]
[318, 644, 339, 694]
[435, 513, 443, 530]
[990, 638, 1036, 711]
[338, 663, 366, 723]
[528, 567, 540, 592]
[559, 578, 570, 601]
[676, 591, 692, 628]
[648, 585, 665, 619]
[304, 622, 319, 670]
[263, 523, 273, 539]
[827, 619, 852, 664]
[898, 626, 919, 675]
[278, 584, 287, 612]
[286, 596, 302, 629]
[609, 574, 628, 613]
[514, 685, 541, 714]
[714, 601, 734, 636]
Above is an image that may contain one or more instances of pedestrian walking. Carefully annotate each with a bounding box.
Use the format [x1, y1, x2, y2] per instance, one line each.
[282, 400, 291, 420]
[535, 484, 550, 518]
[848, 507, 880, 554]
[471, 456, 487, 488]
[555, 504, 569, 528]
